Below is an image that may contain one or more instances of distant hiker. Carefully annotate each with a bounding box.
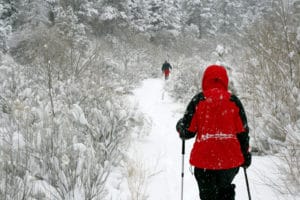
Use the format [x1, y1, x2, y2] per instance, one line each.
[176, 65, 251, 200]
[161, 60, 172, 80]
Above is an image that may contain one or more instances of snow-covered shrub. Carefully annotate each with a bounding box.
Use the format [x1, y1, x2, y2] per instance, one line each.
[278, 124, 300, 194]
[239, 2, 300, 193]
[165, 57, 203, 103]
[0, 24, 145, 199]
[126, 157, 150, 200]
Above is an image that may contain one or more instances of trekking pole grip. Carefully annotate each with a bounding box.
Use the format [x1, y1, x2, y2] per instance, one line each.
[182, 139, 185, 155]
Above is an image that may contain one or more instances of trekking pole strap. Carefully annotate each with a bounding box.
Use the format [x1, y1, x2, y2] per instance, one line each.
[182, 139, 185, 154]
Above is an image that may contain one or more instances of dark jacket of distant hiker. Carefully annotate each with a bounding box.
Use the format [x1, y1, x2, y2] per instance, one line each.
[161, 61, 172, 71]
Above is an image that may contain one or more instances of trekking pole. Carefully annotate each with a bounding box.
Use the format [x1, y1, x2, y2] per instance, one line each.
[243, 167, 252, 200]
[181, 139, 185, 200]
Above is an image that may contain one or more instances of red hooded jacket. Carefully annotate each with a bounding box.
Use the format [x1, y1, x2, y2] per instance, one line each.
[182, 65, 247, 169]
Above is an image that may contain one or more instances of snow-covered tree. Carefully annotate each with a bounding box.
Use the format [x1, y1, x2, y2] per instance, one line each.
[239, 0, 300, 193]
[181, 0, 214, 38]
[0, 0, 17, 52]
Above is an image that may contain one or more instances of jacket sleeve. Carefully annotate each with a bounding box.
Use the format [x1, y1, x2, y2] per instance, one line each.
[231, 95, 250, 156]
[176, 93, 205, 139]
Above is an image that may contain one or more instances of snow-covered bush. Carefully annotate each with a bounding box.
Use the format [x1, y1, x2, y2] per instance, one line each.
[126, 157, 150, 200]
[0, 25, 145, 199]
[166, 57, 201, 103]
[239, 1, 300, 193]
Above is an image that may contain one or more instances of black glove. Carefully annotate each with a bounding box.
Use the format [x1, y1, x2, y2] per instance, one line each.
[242, 152, 251, 168]
[176, 119, 186, 139]
[176, 118, 196, 139]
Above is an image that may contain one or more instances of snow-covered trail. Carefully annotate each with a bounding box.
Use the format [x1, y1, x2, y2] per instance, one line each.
[130, 78, 293, 200]
[131, 78, 197, 200]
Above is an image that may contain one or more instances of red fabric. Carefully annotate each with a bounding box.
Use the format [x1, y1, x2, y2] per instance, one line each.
[202, 65, 228, 91]
[188, 65, 245, 169]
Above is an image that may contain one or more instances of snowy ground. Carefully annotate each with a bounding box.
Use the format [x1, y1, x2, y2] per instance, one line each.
[110, 78, 299, 200]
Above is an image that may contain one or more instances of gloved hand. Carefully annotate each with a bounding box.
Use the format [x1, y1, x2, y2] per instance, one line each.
[176, 118, 196, 139]
[178, 128, 186, 140]
[242, 152, 251, 168]
[176, 119, 184, 137]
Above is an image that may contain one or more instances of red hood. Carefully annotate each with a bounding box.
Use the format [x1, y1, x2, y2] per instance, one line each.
[202, 65, 229, 91]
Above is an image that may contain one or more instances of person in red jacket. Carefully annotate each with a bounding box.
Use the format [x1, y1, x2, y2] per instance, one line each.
[176, 65, 251, 200]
